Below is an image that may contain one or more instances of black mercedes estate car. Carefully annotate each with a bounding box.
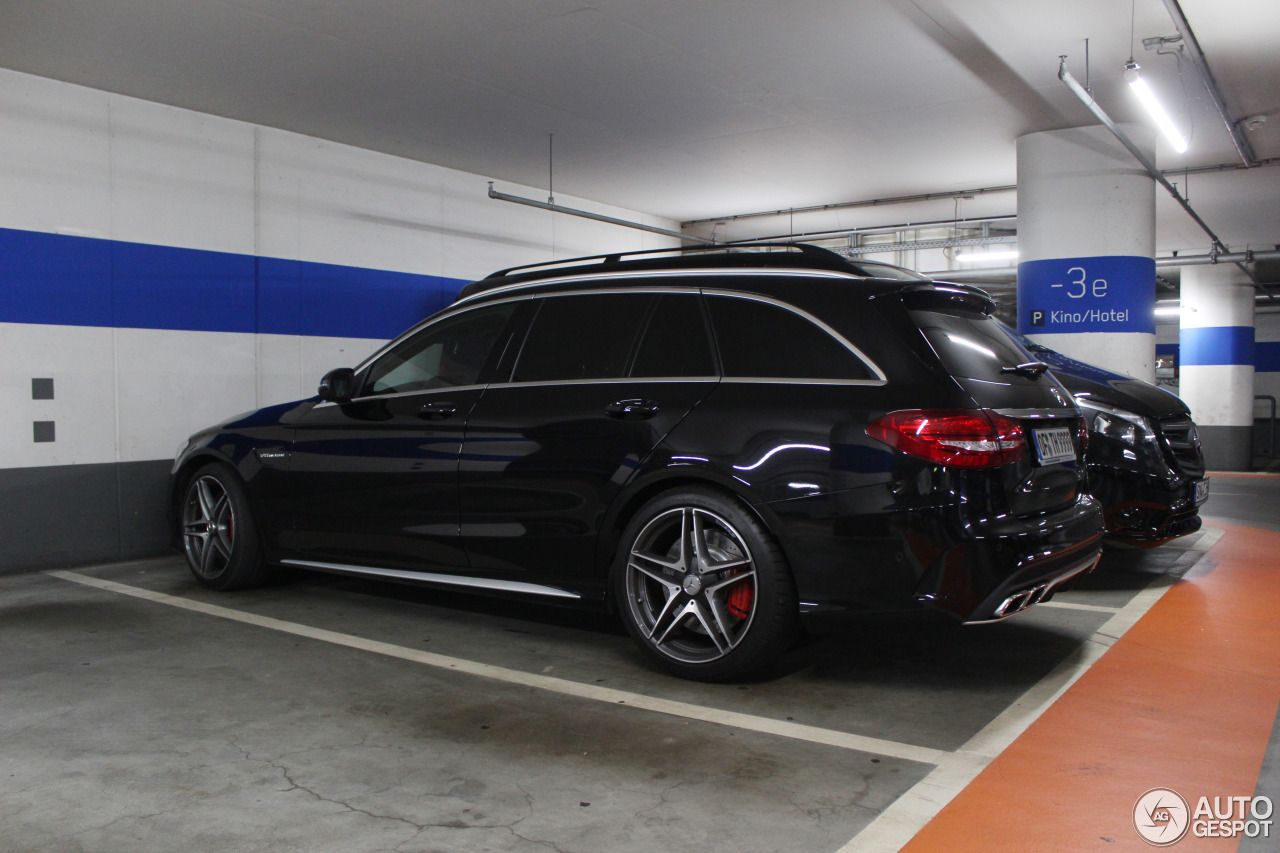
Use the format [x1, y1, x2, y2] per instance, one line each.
[1005, 330, 1208, 546]
[173, 244, 1103, 680]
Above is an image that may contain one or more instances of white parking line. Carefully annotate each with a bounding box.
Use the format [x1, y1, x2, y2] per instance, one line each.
[45, 569, 944, 766]
[49, 527, 1222, 853]
[835, 525, 1223, 853]
[1037, 600, 1121, 614]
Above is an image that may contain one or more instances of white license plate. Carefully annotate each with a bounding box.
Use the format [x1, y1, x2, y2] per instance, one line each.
[1032, 426, 1076, 465]
[1195, 477, 1210, 505]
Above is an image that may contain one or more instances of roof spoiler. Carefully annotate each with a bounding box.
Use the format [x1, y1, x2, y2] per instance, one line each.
[888, 280, 998, 315]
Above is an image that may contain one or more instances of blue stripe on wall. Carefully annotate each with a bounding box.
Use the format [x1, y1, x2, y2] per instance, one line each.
[1147, 342, 1280, 372]
[1180, 326, 1256, 367]
[0, 227, 467, 340]
[1258, 341, 1280, 373]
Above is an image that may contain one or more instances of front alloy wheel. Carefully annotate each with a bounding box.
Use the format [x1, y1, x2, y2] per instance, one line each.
[180, 463, 266, 590]
[617, 490, 797, 680]
[183, 474, 236, 580]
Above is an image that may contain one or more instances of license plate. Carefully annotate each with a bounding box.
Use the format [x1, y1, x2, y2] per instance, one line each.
[1032, 426, 1076, 465]
[1194, 477, 1210, 505]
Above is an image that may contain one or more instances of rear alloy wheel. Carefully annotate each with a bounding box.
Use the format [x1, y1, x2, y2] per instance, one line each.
[615, 489, 797, 680]
[181, 463, 267, 590]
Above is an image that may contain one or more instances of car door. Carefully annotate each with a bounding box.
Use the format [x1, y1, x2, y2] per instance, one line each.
[458, 289, 719, 584]
[287, 302, 519, 571]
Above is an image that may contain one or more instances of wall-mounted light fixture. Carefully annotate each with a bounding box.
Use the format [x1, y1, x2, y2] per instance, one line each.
[1124, 60, 1188, 153]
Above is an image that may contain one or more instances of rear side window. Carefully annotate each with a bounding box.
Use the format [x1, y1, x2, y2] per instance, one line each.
[706, 294, 877, 381]
[630, 294, 715, 378]
[513, 293, 654, 382]
[912, 309, 1039, 381]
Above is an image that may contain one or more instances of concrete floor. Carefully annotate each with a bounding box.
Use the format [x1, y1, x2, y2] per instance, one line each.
[1, 479, 1276, 852]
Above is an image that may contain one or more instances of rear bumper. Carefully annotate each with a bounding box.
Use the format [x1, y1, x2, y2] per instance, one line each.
[962, 551, 1100, 624]
[772, 487, 1103, 631]
[910, 493, 1104, 623]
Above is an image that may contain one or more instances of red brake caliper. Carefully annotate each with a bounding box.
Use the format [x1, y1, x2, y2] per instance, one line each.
[726, 577, 754, 619]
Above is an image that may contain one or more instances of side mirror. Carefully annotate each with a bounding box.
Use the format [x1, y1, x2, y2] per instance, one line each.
[317, 367, 356, 403]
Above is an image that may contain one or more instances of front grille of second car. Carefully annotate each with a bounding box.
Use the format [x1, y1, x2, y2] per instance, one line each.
[1156, 415, 1206, 479]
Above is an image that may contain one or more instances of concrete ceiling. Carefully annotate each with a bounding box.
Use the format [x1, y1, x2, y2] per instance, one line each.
[2, 0, 1278, 256]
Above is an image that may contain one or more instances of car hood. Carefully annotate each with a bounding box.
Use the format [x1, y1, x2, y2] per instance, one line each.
[1036, 350, 1190, 419]
[214, 398, 315, 432]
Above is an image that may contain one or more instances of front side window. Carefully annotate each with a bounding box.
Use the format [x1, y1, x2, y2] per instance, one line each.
[706, 294, 876, 381]
[512, 293, 655, 382]
[362, 303, 516, 396]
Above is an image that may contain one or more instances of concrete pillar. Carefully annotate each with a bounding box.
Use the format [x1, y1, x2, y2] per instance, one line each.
[1179, 263, 1256, 471]
[1016, 125, 1157, 382]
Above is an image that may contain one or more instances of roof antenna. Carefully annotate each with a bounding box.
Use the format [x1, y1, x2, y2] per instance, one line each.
[548, 133, 555, 206]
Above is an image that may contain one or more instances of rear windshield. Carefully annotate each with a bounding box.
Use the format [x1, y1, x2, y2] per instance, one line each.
[911, 309, 1039, 382]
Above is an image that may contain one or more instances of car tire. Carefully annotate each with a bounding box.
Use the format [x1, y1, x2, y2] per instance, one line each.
[180, 462, 268, 590]
[613, 488, 798, 681]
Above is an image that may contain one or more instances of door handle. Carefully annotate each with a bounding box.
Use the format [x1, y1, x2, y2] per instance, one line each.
[605, 399, 659, 420]
[418, 401, 458, 420]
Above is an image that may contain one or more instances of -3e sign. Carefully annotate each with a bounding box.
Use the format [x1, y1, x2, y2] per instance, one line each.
[1017, 255, 1155, 336]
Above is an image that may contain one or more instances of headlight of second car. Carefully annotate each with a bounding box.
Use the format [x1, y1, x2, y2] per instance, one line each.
[1078, 399, 1154, 447]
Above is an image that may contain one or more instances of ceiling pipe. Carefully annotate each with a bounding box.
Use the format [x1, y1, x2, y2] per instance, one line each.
[682, 185, 1016, 228]
[1056, 56, 1271, 299]
[920, 266, 1016, 280]
[725, 213, 1018, 245]
[1157, 0, 1257, 166]
[690, 160, 1276, 241]
[1156, 249, 1280, 267]
[1167, 157, 1280, 176]
[1058, 57, 1231, 256]
[838, 235, 1017, 256]
[924, 248, 1280, 276]
[487, 183, 715, 246]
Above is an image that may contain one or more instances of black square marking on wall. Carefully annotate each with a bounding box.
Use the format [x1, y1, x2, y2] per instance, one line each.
[33, 421, 56, 443]
[32, 378, 55, 400]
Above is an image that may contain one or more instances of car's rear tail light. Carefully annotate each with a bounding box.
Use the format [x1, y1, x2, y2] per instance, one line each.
[866, 409, 1026, 468]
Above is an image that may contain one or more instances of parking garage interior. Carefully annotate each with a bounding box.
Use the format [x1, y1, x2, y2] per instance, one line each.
[2, 2, 1280, 851]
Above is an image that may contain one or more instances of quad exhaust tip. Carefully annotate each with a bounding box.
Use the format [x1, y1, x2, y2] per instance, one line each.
[988, 554, 1103, 620]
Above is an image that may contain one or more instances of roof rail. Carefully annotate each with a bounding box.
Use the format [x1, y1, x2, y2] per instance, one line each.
[480, 241, 852, 281]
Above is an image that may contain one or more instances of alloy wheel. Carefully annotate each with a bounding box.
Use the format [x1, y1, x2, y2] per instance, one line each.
[624, 506, 758, 664]
[183, 474, 236, 579]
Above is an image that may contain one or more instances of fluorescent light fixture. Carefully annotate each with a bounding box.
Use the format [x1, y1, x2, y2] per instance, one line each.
[1125, 62, 1188, 153]
[956, 249, 1019, 264]
[1155, 300, 1193, 318]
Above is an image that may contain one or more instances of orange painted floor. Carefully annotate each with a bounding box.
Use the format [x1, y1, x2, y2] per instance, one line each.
[901, 522, 1280, 852]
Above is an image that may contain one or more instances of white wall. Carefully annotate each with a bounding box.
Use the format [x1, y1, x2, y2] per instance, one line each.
[1155, 309, 1280, 432]
[1, 68, 679, 472]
